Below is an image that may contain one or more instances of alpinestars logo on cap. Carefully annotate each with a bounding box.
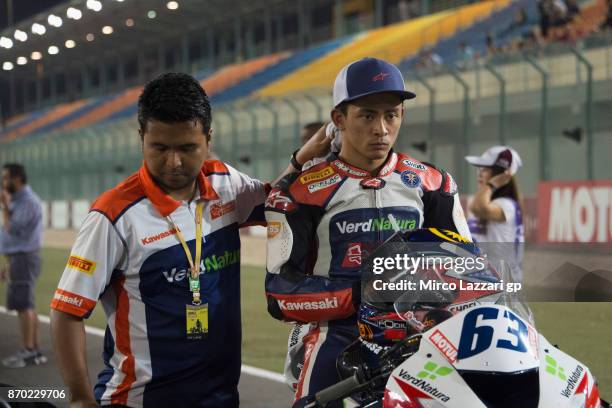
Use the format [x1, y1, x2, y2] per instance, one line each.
[372, 72, 390, 81]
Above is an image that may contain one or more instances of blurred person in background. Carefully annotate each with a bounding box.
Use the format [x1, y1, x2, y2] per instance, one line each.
[538, 0, 553, 37]
[565, 0, 580, 21]
[600, 0, 612, 31]
[465, 146, 525, 282]
[485, 33, 498, 57]
[456, 41, 475, 70]
[300, 122, 326, 146]
[0, 163, 45, 368]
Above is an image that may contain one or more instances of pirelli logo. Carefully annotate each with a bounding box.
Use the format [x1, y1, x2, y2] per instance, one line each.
[67, 255, 97, 275]
[300, 167, 335, 184]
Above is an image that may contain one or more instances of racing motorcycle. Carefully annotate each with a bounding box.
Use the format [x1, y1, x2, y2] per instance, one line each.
[305, 229, 609, 408]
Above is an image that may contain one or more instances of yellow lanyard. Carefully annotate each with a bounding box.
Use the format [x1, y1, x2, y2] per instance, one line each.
[167, 201, 204, 305]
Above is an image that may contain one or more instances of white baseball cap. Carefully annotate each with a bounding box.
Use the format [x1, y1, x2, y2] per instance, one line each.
[465, 146, 522, 175]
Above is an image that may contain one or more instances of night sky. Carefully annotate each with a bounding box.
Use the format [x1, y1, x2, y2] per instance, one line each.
[0, 0, 67, 31]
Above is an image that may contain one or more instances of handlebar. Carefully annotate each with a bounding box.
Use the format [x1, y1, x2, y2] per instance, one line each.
[314, 373, 363, 407]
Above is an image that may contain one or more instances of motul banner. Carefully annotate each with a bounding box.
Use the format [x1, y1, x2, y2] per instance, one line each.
[538, 181, 612, 243]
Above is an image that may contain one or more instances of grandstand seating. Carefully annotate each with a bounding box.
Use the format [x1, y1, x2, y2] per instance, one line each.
[400, 0, 606, 70]
[6, 0, 604, 140]
[399, 0, 536, 70]
[0, 52, 289, 139]
[106, 52, 290, 121]
[2, 100, 88, 141]
[211, 36, 354, 105]
[35, 93, 121, 135]
[256, 0, 511, 97]
[563, 0, 607, 40]
[1, 111, 46, 140]
[60, 86, 143, 131]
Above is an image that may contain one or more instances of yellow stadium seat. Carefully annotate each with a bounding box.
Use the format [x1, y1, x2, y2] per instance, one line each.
[257, 0, 510, 98]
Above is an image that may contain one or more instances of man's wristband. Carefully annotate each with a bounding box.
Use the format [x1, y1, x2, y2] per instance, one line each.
[486, 182, 497, 191]
[290, 149, 303, 171]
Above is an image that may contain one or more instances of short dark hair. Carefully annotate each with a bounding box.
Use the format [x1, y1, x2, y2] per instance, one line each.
[335, 102, 349, 115]
[303, 122, 325, 133]
[138, 72, 212, 137]
[2, 163, 27, 184]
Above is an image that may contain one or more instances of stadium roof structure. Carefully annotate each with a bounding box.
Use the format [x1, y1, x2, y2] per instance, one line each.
[0, 0, 288, 78]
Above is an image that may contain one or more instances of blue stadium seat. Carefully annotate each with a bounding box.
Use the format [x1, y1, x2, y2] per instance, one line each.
[399, 0, 537, 70]
[32, 93, 120, 136]
[0, 110, 49, 137]
[211, 36, 354, 105]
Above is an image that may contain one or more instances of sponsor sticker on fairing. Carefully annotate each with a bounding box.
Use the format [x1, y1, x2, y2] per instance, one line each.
[396, 368, 451, 402]
[560, 365, 585, 398]
[429, 329, 458, 363]
[448, 300, 478, 313]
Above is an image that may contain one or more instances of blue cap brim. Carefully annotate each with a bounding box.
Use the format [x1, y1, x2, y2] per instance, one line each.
[337, 90, 417, 107]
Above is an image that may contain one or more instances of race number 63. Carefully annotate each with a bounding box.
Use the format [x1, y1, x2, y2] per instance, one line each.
[457, 307, 528, 360]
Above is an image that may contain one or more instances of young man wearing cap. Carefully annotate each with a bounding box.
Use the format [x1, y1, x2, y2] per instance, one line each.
[465, 146, 525, 282]
[264, 57, 471, 406]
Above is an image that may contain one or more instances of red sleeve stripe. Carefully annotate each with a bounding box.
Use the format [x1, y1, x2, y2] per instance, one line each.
[111, 276, 137, 405]
[295, 326, 321, 400]
[50, 289, 96, 317]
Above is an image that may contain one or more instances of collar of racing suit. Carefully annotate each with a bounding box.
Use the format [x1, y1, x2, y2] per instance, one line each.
[138, 162, 220, 217]
[327, 150, 398, 179]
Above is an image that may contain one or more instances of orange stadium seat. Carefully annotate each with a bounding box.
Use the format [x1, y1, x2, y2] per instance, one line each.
[3, 99, 88, 141]
[202, 52, 289, 96]
[60, 86, 143, 131]
[54, 53, 288, 131]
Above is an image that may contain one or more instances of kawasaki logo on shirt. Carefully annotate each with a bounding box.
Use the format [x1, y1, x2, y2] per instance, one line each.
[336, 217, 416, 234]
